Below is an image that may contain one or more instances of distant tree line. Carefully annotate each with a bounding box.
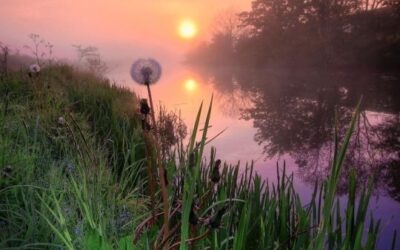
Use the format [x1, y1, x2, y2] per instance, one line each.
[186, 0, 400, 69]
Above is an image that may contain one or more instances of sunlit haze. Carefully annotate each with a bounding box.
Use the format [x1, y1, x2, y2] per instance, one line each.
[178, 20, 198, 39]
[0, 0, 249, 64]
[0, 0, 253, 161]
[184, 78, 198, 91]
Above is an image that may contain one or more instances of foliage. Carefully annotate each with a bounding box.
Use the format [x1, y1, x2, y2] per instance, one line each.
[156, 105, 187, 160]
[24, 33, 54, 66]
[186, 1, 400, 68]
[72, 45, 108, 76]
[0, 64, 147, 249]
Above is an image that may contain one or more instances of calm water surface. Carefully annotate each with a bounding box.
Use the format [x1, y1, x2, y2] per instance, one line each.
[110, 64, 400, 249]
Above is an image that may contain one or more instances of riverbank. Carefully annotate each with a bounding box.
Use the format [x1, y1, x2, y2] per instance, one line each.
[0, 64, 395, 249]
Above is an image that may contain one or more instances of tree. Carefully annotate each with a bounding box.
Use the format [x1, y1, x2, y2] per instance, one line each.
[0, 42, 10, 76]
[72, 45, 108, 76]
[212, 9, 243, 49]
[186, 0, 400, 67]
[238, 0, 311, 36]
[359, 0, 388, 10]
[24, 34, 54, 66]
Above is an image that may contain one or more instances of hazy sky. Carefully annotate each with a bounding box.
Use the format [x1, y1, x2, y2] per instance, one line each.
[1, 0, 250, 65]
[0, 0, 257, 166]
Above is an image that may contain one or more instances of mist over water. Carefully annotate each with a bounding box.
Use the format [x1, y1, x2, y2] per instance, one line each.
[109, 62, 400, 248]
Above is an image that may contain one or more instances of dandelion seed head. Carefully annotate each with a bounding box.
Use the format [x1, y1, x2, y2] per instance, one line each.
[57, 116, 66, 126]
[130, 58, 162, 85]
[29, 63, 41, 73]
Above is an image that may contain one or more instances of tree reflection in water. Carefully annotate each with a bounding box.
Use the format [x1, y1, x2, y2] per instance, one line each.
[194, 66, 254, 118]
[193, 66, 400, 200]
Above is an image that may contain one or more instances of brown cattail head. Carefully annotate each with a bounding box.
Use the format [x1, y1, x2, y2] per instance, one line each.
[140, 99, 150, 115]
[189, 202, 199, 226]
[210, 159, 221, 183]
[163, 168, 169, 186]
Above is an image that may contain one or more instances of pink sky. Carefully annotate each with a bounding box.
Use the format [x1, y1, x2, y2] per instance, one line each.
[0, 0, 265, 166]
[1, 0, 250, 64]
[0, 0, 261, 164]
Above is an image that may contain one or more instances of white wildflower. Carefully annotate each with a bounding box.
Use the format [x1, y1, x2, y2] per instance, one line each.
[29, 63, 41, 73]
[57, 116, 66, 126]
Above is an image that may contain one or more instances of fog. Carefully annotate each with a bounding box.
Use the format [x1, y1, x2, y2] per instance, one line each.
[0, 0, 249, 68]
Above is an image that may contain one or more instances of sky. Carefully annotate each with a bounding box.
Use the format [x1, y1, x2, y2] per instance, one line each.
[0, 0, 257, 163]
[0, 0, 250, 65]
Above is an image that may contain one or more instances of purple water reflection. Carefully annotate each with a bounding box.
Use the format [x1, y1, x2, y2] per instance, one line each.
[109, 64, 400, 248]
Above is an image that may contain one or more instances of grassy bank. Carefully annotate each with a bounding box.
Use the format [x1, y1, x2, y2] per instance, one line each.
[0, 64, 396, 249]
[0, 64, 147, 249]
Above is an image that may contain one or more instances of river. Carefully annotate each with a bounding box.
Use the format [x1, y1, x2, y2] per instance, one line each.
[110, 63, 400, 249]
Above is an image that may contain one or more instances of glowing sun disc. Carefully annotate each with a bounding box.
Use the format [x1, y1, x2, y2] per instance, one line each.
[184, 79, 197, 91]
[178, 20, 197, 39]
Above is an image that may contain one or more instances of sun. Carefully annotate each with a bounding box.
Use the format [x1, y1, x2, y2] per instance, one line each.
[184, 78, 197, 91]
[178, 20, 198, 39]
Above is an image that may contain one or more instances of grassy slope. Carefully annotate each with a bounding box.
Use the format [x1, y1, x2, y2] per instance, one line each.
[0, 64, 148, 249]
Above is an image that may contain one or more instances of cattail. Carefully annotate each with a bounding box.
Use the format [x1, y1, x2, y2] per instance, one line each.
[139, 99, 150, 115]
[188, 152, 195, 168]
[210, 159, 221, 183]
[189, 202, 199, 226]
[139, 99, 151, 131]
[163, 168, 169, 186]
[142, 120, 151, 131]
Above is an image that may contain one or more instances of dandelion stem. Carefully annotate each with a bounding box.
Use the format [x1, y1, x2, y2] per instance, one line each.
[146, 82, 170, 245]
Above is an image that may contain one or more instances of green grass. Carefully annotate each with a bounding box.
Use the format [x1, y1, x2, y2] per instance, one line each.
[0, 64, 147, 249]
[0, 64, 396, 249]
